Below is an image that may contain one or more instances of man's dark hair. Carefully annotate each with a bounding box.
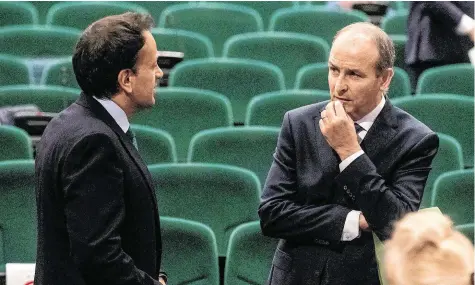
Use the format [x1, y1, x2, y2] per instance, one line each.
[72, 12, 154, 99]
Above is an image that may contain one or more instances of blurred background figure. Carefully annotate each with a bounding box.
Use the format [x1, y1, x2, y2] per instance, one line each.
[405, 2, 474, 91]
[385, 211, 474, 285]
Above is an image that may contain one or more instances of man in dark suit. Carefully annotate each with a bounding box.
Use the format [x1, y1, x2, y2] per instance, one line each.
[35, 13, 167, 285]
[259, 22, 439, 285]
[405, 1, 474, 90]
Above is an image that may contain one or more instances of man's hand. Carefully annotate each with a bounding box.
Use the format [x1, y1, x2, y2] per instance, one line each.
[359, 214, 371, 232]
[319, 100, 362, 161]
[469, 28, 474, 42]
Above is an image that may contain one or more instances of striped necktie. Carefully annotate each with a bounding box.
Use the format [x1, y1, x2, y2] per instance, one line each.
[125, 128, 138, 150]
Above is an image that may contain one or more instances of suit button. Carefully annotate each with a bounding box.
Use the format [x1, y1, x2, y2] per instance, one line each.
[343, 185, 348, 190]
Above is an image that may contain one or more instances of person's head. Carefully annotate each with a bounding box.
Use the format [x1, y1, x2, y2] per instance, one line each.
[385, 211, 474, 285]
[328, 22, 394, 121]
[72, 12, 163, 116]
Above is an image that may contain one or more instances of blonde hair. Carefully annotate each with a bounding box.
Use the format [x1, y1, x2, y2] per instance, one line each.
[385, 211, 474, 285]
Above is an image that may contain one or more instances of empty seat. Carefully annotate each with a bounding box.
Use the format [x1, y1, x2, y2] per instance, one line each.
[431, 169, 474, 225]
[188, 126, 280, 185]
[0, 160, 37, 269]
[0, 85, 80, 113]
[456, 223, 474, 243]
[137, 1, 183, 24]
[130, 124, 177, 165]
[169, 58, 285, 123]
[131, 87, 233, 161]
[160, 217, 219, 285]
[0, 54, 30, 86]
[46, 2, 149, 30]
[381, 11, 408, 35]
[0, 1, 39, 26]
[159, 2, 264, 56]
[228, 1, 297, 30]
[152, 28, 214, 60]
[246, 89, 330, 127]
[224, 221, 279, 285]
[393, 94, 474, 167]
[269, 7, 368, 45]
[40, 58, 79, 89]
[29, 1, 56, 24]
[0, 126, 33, 161]
[420, 133, 464, 208]
[416, 64, 474, 97]
[223, 32, 329, 88]
[148, 163, 261, 256]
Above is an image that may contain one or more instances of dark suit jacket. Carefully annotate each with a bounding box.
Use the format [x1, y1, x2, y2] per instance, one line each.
[258, 99, 439, 285]
[34, 93, 163, 285]
[406, 1, 474, 65]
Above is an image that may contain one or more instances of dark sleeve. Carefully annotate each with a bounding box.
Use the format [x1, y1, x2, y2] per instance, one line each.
[62, 133, 161, 285]
[423, 1, 467, 28]
[335, 132, 439, 241]
[258, 112, 353, 242]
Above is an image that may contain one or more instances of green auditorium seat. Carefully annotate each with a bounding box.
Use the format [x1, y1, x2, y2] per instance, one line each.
[431, 169, 474, 225]
[131, 87, 233, 161]
[0, 54, 30, 86]
[0, 85, 80, 113]
[227, 1, 297, 30]
[41, 58, 79, 89]
[188, 126, 280, 186]
[148, 163, 261, 256]
[0, 25, 81, 58]
[0, 160, 37, 270]
[46, 1, 149, 31]
[0, 126, 33, 161]
[130, 124, 177, 165]
[269, 7, 368, 45]
[159, 2, 264, 56]
[160, 217, 219, 285]
[223, 32, 329, 88]
[152, 28, 214, 60]
[295, 63, 410, 98]
[420, 133, 464, 208]
[416, 64, 474, 97]
[246, 89, 330, 127]
[28, 1, 56, 24]
[224, 221, 278, 285]
[381, 11, 408, 35]
[391, 35, 407, 70]
[169, 58, 285, 123]
[456, 223, 474, 243]
[136, 1, 182, 24]
[0, 2, 39, 26]
[393, 94, 474, 168]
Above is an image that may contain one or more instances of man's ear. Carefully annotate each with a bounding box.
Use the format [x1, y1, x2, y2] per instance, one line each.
[379, 68, 394, 93]
[118, 69, 133, 94]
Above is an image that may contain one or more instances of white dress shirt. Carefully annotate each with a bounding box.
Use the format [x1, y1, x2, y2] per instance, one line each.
[340, 96, 386, 241]
[93, 96, 130, 134]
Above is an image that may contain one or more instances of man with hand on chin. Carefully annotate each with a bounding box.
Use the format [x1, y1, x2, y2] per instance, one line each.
[259, 22, 439, 285]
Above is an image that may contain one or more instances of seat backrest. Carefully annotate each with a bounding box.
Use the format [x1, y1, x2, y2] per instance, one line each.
[0, 55, 30, 86]
[246, 89, 330, 127]
[137, 1, 183, 24]
[269, 7, 368, 45]
[224, 221, 279, 285]
[131, 87, 233, 161]
[0, 85, 80, 113]
[46, 1, 149, 30]
[0, 126, 33, 161]
[159, 2, 264, 56]
[41, 58, 79, 89]
[160, 217, 219, 285]
[223, 32, 329, 88]
[431, 169, 474, 225]
[0, 160, 37, 267]
[420, 133, 464, 208]
[28, 1, 56, 24]
[455, 223, 474, 243]
[148, 163, 261, 256]
[416, 63, 474, 97]
[188, 126, 280, 186]
[0, 2, 39, 26]
[169, 58, 285, 123]
[227, 1, 297, 30]
[130, 124, 177, 165]
[389, 67, 411, 98]
[390, 35, 407, 70]
[393, 94, 474, 167]
[380, 11, 408, 35]
[152, 28, 214, 60]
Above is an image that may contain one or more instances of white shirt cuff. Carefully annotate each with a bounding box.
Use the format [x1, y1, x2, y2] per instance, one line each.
[339, 150, 364, 172]
[341, 210, 362, 241]
[456, 14, 475, 35]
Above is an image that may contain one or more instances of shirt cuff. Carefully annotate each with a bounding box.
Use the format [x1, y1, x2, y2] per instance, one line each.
[456, 14, 475, 35]
[341, 210, 362, 241]
[339, 150, 365, 172]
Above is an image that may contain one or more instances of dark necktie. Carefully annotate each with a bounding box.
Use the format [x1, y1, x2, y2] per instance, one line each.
[354, 123, 364, 144]
[125, 128, 138, 150]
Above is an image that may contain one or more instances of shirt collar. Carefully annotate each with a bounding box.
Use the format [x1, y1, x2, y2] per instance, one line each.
[355, 96, 386, 131]
[93, 96, 129, 133]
